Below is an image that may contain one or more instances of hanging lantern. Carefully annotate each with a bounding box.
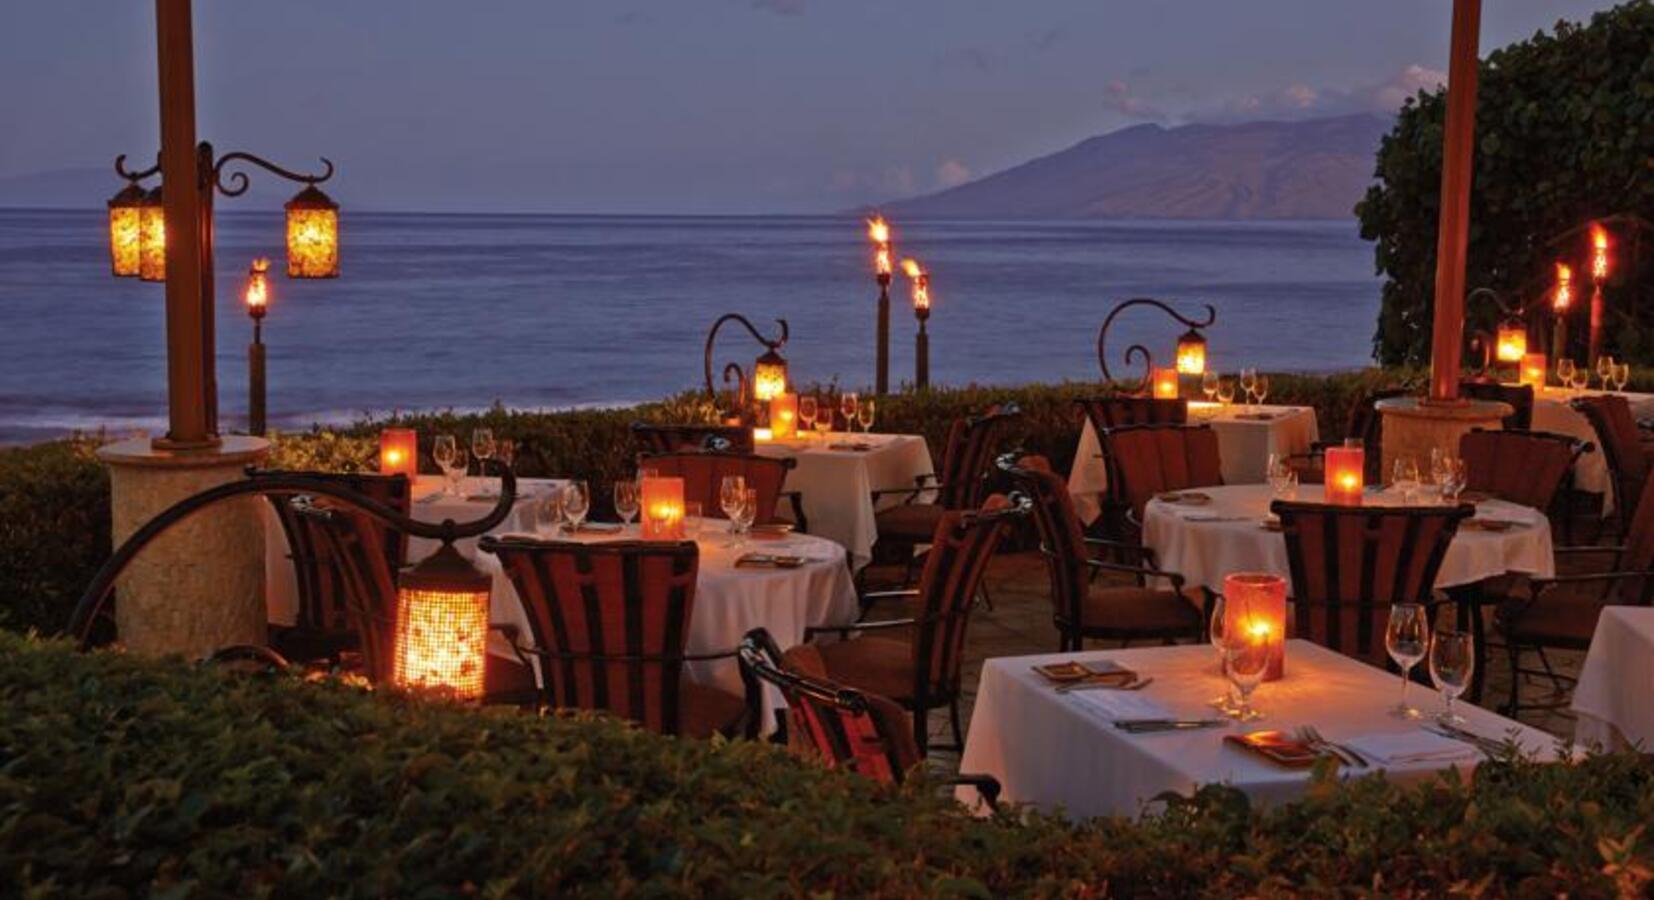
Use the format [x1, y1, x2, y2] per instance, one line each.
[752, 348, 789, 402]
[392, 543, 490, 700]
[285, 184, 339, 278]
[1175, 327, 1207, 375]
[107, 183, 148, 277]
[1494, 320, 1527, 364]
[379, 427, 419, 477]
[139, 186, 166, 282]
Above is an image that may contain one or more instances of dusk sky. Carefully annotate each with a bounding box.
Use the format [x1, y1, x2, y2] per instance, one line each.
[0, 1, 1610, 214]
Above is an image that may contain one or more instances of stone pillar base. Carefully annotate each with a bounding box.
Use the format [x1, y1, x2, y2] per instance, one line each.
[100, 435, 270, 658]
[1376, 396, 1510, 483]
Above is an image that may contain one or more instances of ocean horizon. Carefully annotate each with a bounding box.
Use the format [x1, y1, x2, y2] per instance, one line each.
[0, 208, 1381, 444]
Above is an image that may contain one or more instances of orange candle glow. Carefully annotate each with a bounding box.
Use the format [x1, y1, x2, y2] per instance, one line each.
[641, 476, 686, 540]
[1151, 367, 1179, 399]
[867, 216, 892, 276]
[244, 257, 270, 319]
[1591, 223, 1610, 283]
[379, 428, 418, 478]
[1553, 262, 1573, 311]
[1324, 446, 1364, 505]
[392, 545, 490, 700]
[901, 258, 930, 315]
[1519, 352, 1548, 389]
[769, 392, 798, 439]
[1224, 572, 1287, 681]
[752, 427, 773, 442]
[1494, 321, 1527, 363]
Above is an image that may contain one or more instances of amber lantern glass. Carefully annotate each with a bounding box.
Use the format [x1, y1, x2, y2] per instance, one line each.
[392, 543, 490, 700]
[1175, 328, 1207, 375]
[379, 427, 419, 478]
[769, 392, 798, 439]
[640, 476, 686, 540]
[1223, 572, 1287, 681]
[1519, 353, 1548, 389]
[1151, 367, 1179, 399]
[138, 186, 166, 282]
[107, 183, 147, 277]
[1324, 446, 1365, 505]
[752, 348, 788, 402]
[1494, 320, 1527, 364]
[285, 184, 340, 278]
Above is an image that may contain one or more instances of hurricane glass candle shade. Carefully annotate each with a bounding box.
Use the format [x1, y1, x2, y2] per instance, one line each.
[1151, 367, 1179, 399]
[1324, 446, 1364, 505]
[106, 183, 147, 277]
[392, 543, 490, 700]
[641, 476, 686, 540]
[751, 349, 788, 402]
[769, 393, 798, 439]
[1224, 572, 1286, 681]
[1175, 328, 1207, 375]
[379, 428, 419, 477]
[1495, 321, 1527, 364]
[1519, 353, 1548, 389]
[138, 186, 166, 282]
[285, 184, 340, 278]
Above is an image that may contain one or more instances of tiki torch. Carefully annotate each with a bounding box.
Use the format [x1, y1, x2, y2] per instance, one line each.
[1589, 223, 1610, 364]
[902, 258, 931, 389]
[868, 216, 893, 395]
[245, 258, 270, 435]
[1552, 261, 1573, 363]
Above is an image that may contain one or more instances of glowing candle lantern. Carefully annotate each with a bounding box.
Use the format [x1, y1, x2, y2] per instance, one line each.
[769, 392, 798, 439]
[1553, 262, 1573, 311]
[1519, 352, 1548, 389]
[285, 184, 340, 278]
[379, 427, 419, 478]
[641, 476, 687, 540]
[1151, 367, 1179, 399]
[392, 543, 490, 700]
[106, 183, 147, 277]
[1324, 446, 1365, 505]
[139, 186, 166, 282]
[752, 348, 789, 402]
[1224, 572, 1287, 681]
[1494, 320, 1527, 363]
[1175, 327, 1207, 375]
[753, 427, 773, 442]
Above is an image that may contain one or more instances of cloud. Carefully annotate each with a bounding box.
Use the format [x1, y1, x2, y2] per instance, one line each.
[752, 0, 805, 16]
[830, 165, 918, 199]
[935, 159, 972, 189]
[1101, 80, 1164, 121]
[1198, 65, 1446, 122]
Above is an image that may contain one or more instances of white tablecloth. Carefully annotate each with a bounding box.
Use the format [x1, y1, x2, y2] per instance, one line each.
[1528, 387, 1654, 514]
[479, 527, 859, 728]
[958, 641, 1563, 819]
[1571, 606, 1654, 750]
[263, 475, 562, 626]
[755, 431, 934, 569]
[1142, 484, 1554, 595]
[1068, 404, 1320, 524]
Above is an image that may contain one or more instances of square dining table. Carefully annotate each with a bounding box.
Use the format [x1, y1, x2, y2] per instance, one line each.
[958, 641, 1564, 819]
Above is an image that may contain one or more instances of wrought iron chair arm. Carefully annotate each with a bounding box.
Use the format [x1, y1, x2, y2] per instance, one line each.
[870, 473, 943, 505]
[1083, 557, 1185, 591]
[202, 644, 294, 670]
[859, 588, 922, 602]
[804, 618, 916, 641]
[514, 646, 740, 664]
[944, 773, 1002, 809]
[1083, 536, 1161, 568]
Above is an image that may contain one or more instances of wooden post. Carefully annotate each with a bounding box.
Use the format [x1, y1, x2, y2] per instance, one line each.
[915, 320, 930, 390]
[1426, 0, 1482, 403]
[248, 332, 266, 435]
[875, 275, 891, 395]
[154, 0, 217, 448]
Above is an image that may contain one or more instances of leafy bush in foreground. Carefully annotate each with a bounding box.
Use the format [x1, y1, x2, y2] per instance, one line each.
[2, 631, 1652, 897]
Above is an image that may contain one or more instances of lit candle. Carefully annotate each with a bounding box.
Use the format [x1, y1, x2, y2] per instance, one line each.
[1519, 352, 1548, 389]
[1224, 572, 1287, 681]
[1324, 446, 1364, 505]
[769, 392, 798, 439]
[1494, 321, 1527, 364]
[1151, 367, 1179, 399]
[641, 476, 686, 540]
[379, 428, 419, 478]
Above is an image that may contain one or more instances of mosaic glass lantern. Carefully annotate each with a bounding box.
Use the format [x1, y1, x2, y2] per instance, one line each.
[107, 183, 148, 277]
[285, 184, 340, 278]
[139, 186, 166, 282]
[392, 543, 490, 700]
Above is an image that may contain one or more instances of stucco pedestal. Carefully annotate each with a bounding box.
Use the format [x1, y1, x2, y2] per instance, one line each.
[1376, 396, 1510, 483]
[99, 436, 270, 658]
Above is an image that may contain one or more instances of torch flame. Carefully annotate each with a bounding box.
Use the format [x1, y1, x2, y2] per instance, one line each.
[901, 258, 924, 279]
[1591, 223, 1610, 282]
[245, 257, 271, 311]
[1554, 262, 1573, 311]
[866, 215, 890, 245]
[901, 258, 930, 312]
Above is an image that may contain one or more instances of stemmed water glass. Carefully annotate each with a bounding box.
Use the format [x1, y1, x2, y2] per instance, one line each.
[1385, 603, 1428, 719]
[1597, 355, 1616, 391]
[1392, 456, 1421, 503]
[495, 439, 516, 473]
[840, 392, 859, 434]
[1216, 378, 1236, 407]
[1206, 594, 1235, 712]
[471, 428, 496, 493]
[720, 475, 747, 537]
[537, 491, 565, 537]
[1201, 371, 1219, 404]
[561, 480, 590, 533]
[433, 434, 458, 497]
[814, 393, 834, 439]
[729, 488, 758, 549]
[1557, 359, 1577, 396]
[1239, 368, 1257, 409]
[858, 397, 876, 433]
[1614, 362, 1631, 392]
[1266, 453, 1297, 498]
[1429, 625, 1475, 725]
[1224, 625, 1274, 722]
[798, 395, 818, 439]
[1253, 374, 1269, 407]
[1571, 364, 1590, 394]
[1436, 457, 1467, 504]
[613, 479, 640, 531]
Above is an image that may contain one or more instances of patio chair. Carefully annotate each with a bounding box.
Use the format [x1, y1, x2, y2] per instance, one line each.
[1100, 423, 1224, 525]
[479, 536, 750, 738]
[631, 421, 754, 455]
[1287, 387, 1410, 484]
[1076, 396, 1188, 431]
[737, 627, 1000, 807]
[1000, 454, 1205, 651]
[1490, 470, 1654, 717]
[1272, 499, 1472, 668]
[795, 495, 1026, 755]
[1458, 428, 1588, 537]
[1571, 394, 1654, 537]
[1460, 379, 1534, 431]
[637, 450, 807, 532]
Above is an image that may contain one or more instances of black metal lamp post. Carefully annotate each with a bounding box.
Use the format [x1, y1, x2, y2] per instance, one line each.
[704, 313, 790, 423]
[867, 216, 893, 395]
[1095, 298, 1217, 392]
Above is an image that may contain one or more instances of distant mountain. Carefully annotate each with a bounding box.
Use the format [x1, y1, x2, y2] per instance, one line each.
[883, 113, 1391, 220]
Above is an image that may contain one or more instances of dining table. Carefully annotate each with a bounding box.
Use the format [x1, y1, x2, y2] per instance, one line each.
[1570, 605, 1654, 750]
[957, 640, 1564, 819]
[1067, 402, 1320, 524]
[1527, 385, 1654, 515]
[753, 430, 935, 569]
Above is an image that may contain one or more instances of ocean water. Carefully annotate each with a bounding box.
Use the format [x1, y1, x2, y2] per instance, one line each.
[0, 209, 1379, 443]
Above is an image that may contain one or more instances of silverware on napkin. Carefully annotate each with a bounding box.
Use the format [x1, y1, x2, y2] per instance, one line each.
[1056, 676, 1155, 694]
[1112, 718, 1227, 733]
[1422, 722, 1504, 758]
[1296, 725, 1368, 768]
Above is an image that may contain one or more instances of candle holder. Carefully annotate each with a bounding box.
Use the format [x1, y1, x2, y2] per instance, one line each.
[379, 428, 419, 477]
[1096, 298, 1216, 393]
[1519, 352, 1548, 389]
[704, 313, 789, 424]
[1324, 446, 1365, 505]
[641, 476, 687, 540]
[1151, 367, 1180, 399]
[1224, 572, 1287, 681]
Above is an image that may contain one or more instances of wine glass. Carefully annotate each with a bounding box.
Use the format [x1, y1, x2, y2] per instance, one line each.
[1266, 453, 1297, 498]
[1239, 368, 1257, 409]
[1206, 594, 1235, 711]
[1597, 355, 1616, 390]
[798, 395, 818, 438]
[1201, 371, 1219, 403]
[1216, 378, 1236, 407]
[814, 394, 834, 439]
[858, 397, 876, 433]
[495, 439, 516, 473]
[432, 434, 458, 496]
[1614, 362, 1631, 392]
[1437, 457, 1467, 505]
[561, 480, 590, 533]
[1386, 603, 1428, 719]
[446, 447, 469, 498]
[1253, 374, 1269, 407]
[1392, 456, 1421, 503]
[613, 479, 640, 530]
[730, 487, 758, 549]
[720, 475, 747, 535]
[840, 392, 859, 433]
[1224, 626, 1274, 722]
[537, 491, 565, 537]
[1571, 365, 1590, 394]
[1429, 625, 1475, 725]
[471, 428, 496, 483]
[683, 501, 703, 541]
[1557, 359, 1576, 395]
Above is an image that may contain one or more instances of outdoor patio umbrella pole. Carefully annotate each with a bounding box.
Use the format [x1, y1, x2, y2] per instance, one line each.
[1426, 0, 1483, 403]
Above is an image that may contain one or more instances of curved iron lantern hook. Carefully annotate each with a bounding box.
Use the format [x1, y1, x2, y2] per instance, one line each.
[66, 466, 516, 651]
[703, 313, 789, 399]
[721, 362, 749, 410]
[211, 151, 335, 198]
[114, 153, 162, 183]
[1096, 298, 1217, 389]
[1468, 287, 1519, 318]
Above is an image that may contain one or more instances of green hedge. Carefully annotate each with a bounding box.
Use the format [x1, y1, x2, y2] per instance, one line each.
[0, 371, 1430, 635]
[2, 630, 1651, 896]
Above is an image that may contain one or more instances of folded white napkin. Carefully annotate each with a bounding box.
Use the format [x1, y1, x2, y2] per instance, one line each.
[1342, 730, 1478, 766]
[1068, 690, 1174, 723]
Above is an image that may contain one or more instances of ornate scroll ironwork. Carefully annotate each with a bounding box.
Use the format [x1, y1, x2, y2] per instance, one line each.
[1096, 298, 1216, 389]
